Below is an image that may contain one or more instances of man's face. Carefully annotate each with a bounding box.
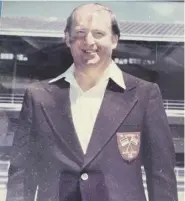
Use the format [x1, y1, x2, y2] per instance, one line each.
[66, 6, 118, 68]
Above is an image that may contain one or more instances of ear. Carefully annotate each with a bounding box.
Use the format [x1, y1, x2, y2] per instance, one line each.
[111, 35, 119, 50]
[65, 32, 71, 48]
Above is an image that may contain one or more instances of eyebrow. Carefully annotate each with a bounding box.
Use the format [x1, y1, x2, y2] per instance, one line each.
[92, 29, 105, 33]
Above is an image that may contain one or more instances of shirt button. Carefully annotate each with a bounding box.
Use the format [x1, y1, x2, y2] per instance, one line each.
[81, 173, 88, 181]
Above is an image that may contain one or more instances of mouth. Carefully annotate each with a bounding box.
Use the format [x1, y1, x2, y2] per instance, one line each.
[82, 49, 98, 54]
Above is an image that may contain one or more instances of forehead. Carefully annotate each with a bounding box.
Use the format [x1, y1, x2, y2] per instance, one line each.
[72, 5, 112, 30]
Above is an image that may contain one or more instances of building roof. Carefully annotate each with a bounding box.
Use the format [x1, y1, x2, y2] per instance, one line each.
[0, 16, 184, 42]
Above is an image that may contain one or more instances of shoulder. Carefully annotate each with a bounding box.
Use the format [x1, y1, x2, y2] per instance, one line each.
[23, 78, 69, 100]
[123, 72, 156, 89]
[20, 80, 52, 103]
[24, 79, 52, 93]
[123, 72, 161, 100]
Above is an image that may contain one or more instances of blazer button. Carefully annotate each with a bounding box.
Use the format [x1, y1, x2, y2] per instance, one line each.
[81, 173, 88, 181]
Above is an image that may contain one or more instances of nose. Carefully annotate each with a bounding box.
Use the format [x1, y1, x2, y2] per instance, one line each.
[84, 32, 95, 46]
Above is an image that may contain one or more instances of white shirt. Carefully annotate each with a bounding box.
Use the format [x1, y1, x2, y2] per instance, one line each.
[49, 61, 126, 154]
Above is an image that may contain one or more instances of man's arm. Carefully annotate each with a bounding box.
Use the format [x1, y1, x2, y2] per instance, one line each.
[6, 88, 38, 201]
[142, 83, 178, 201]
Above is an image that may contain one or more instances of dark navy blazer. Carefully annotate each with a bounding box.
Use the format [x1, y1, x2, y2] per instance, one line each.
[6, 72, 178, 201]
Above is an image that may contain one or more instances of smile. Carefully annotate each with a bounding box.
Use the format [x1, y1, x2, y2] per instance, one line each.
[83, 50, 97, 53]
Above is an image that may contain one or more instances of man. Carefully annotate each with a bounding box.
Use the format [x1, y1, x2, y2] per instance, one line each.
[6, 3, 178, 201]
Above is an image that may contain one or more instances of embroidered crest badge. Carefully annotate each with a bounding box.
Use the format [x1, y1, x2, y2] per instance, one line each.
[117, 132, 140, 161]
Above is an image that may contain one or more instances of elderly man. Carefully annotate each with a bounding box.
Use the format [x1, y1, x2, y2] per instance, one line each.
[6, 3, 178, 201]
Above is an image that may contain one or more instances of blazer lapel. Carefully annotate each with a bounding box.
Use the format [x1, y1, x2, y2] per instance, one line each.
[41, 78, 84, 166]
[83, 73, 138, 169]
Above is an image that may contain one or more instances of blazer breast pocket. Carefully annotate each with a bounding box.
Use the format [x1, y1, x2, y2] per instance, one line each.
[116, 130, 141, 163]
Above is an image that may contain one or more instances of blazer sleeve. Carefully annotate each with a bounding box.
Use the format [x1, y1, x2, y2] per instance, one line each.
[6, 88, 38, 201]
[142, 83, 178, 201]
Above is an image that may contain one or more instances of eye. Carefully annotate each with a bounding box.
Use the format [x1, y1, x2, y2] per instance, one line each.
[93, 31, 104, 38]
[76, 30, 86, 36]
[77, 30, 85, 34]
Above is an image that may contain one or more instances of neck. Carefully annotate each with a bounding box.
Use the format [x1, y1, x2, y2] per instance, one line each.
[74, 59, 111, 91]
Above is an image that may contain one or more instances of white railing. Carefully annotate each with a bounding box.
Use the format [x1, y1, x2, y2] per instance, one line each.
[164, 100, 184, 117]
[0, 94, 23, 104]
[163, 99, 184, 111]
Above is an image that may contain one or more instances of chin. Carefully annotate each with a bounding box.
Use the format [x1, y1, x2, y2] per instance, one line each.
[85, 59, 100, 66]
